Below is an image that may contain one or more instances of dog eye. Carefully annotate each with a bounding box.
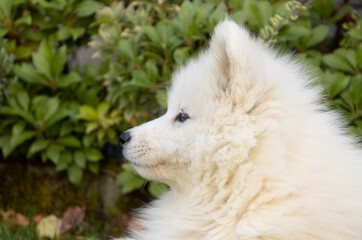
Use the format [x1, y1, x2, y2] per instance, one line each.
[175, 110, 190, 123]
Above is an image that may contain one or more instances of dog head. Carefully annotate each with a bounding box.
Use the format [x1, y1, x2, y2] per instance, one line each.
[119, 20, 304, 191]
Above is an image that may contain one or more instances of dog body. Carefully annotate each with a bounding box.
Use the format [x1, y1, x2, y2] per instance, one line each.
[119, 20, 362, 239]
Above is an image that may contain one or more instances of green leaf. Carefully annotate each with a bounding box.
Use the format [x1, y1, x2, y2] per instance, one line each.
[45, 107, 68, 128]
[8, 97, 21, 110]
[357, 44, 362, 71]
[15, 46, 33, 60]
[12, 121, 26, 135]
[32, 95, 46, 109]
[116, 171, 147, 193]
[330, 73, 350, 98]
[78, 105, 98, 121]
[46, 144, 61, 164]
[56, 151, 72, 171]
[85, 148, 103, 162]
[2, 144, 13, 159]
[323, 50, 355, 73]
[142, 25, 159, 43]
[244, 0, 272, 30]
[57, 27, 71, 40]
[97, 102, 110, 118]
[75, 0, 103, 17]
[340, 74, 362, 112]
[58, 71, 81, 88]
[96, 8, 114, 24]
[88, 162, 99, 174]
[9, 131, 37, 153]
[37, 39, 53, 61]
[124, 163, 140, 174]
[51, 45, 66, 78]
[57, 26, 85, 41]
[148, 182, 168, 197]
[0, 136, 13, 158]
[0, 135, 10, 148]
[0, 106, 16, 115]
[59, 122, 72, 137]
[174, 1, 196, 36]
[156, 90, 167, 109]
[14, 15, 32, 26]
[33, 0, 64, 9]
[349, 28, 362, 40]
[208, 2, 227, 26]
[74, 150, 86, 169]
[278, 25, 310, 41]
[0, 28, 8, 37]
[83, 133, 96, 148]
[27, 139, 49, 157]
[76, 86, 99, 106]
[229, 0, 243, 10]
[131, 70, 150, 88]
[67, 164, 83, 185]
[69, 27, 86, 40]
[16, 91, 29, 111]
[145, 60, 158, 83]
[32, 43, 52, 80]
[305, 25, 329, 48]
[33, 96, 47, 121]
[97, 128, 105, 142]
[13, 64, 48, 85]
[115, 39, 136, 61]
[86, 122, 98, 134]
[334, 4, 352, 21]
[173, 47, 189, 65]
[44, 97, 59, 122]
[57, 136, 81, 148]
[63, 151, 73, 164]
[321, 71, 350, 98]
[312, 0, 334, 18]
[355, 120, 362, 138]
[345, 50, 357, 72]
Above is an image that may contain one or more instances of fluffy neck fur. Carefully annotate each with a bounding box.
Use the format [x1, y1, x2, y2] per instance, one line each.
[132, 164, 263, 240]
[128, 99, 362, 240]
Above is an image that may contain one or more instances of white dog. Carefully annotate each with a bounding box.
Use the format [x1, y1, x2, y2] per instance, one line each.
[118, 20, 362, 239]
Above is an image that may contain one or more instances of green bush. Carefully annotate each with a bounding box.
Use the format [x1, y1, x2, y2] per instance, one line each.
[0, 0, 361, 194]
[0, 0, 110, 185]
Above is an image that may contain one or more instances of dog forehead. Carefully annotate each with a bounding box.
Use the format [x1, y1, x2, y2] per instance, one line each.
[167, 55, 221, 111]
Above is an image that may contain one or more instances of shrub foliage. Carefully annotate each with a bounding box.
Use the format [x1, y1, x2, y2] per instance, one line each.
[0, 0, 361, 194]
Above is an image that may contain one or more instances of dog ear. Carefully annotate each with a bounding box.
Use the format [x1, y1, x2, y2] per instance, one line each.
[210, 20, 275, 113]
[210, 19, 252, 89]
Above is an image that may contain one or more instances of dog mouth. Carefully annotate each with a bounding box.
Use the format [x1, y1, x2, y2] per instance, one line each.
[120, 143, 167, 169]
[130, 160, 167, 169]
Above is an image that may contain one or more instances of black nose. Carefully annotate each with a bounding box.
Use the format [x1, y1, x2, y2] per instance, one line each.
[119, 131, 131, 146]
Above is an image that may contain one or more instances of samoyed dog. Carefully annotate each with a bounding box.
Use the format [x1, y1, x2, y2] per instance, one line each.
[118, 20, 362, 239]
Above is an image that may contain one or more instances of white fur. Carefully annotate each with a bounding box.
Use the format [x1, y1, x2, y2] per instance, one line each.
[119, 20, 362, 239]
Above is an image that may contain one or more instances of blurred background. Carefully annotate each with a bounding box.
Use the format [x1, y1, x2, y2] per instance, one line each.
[0, 0, 361, 239]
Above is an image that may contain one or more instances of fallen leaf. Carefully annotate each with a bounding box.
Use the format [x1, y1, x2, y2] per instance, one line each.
[59, 206, 86, 236]
[33, 214, 44, 224]
[37, 215, 62, 238]
[0, 210, 30, 226]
